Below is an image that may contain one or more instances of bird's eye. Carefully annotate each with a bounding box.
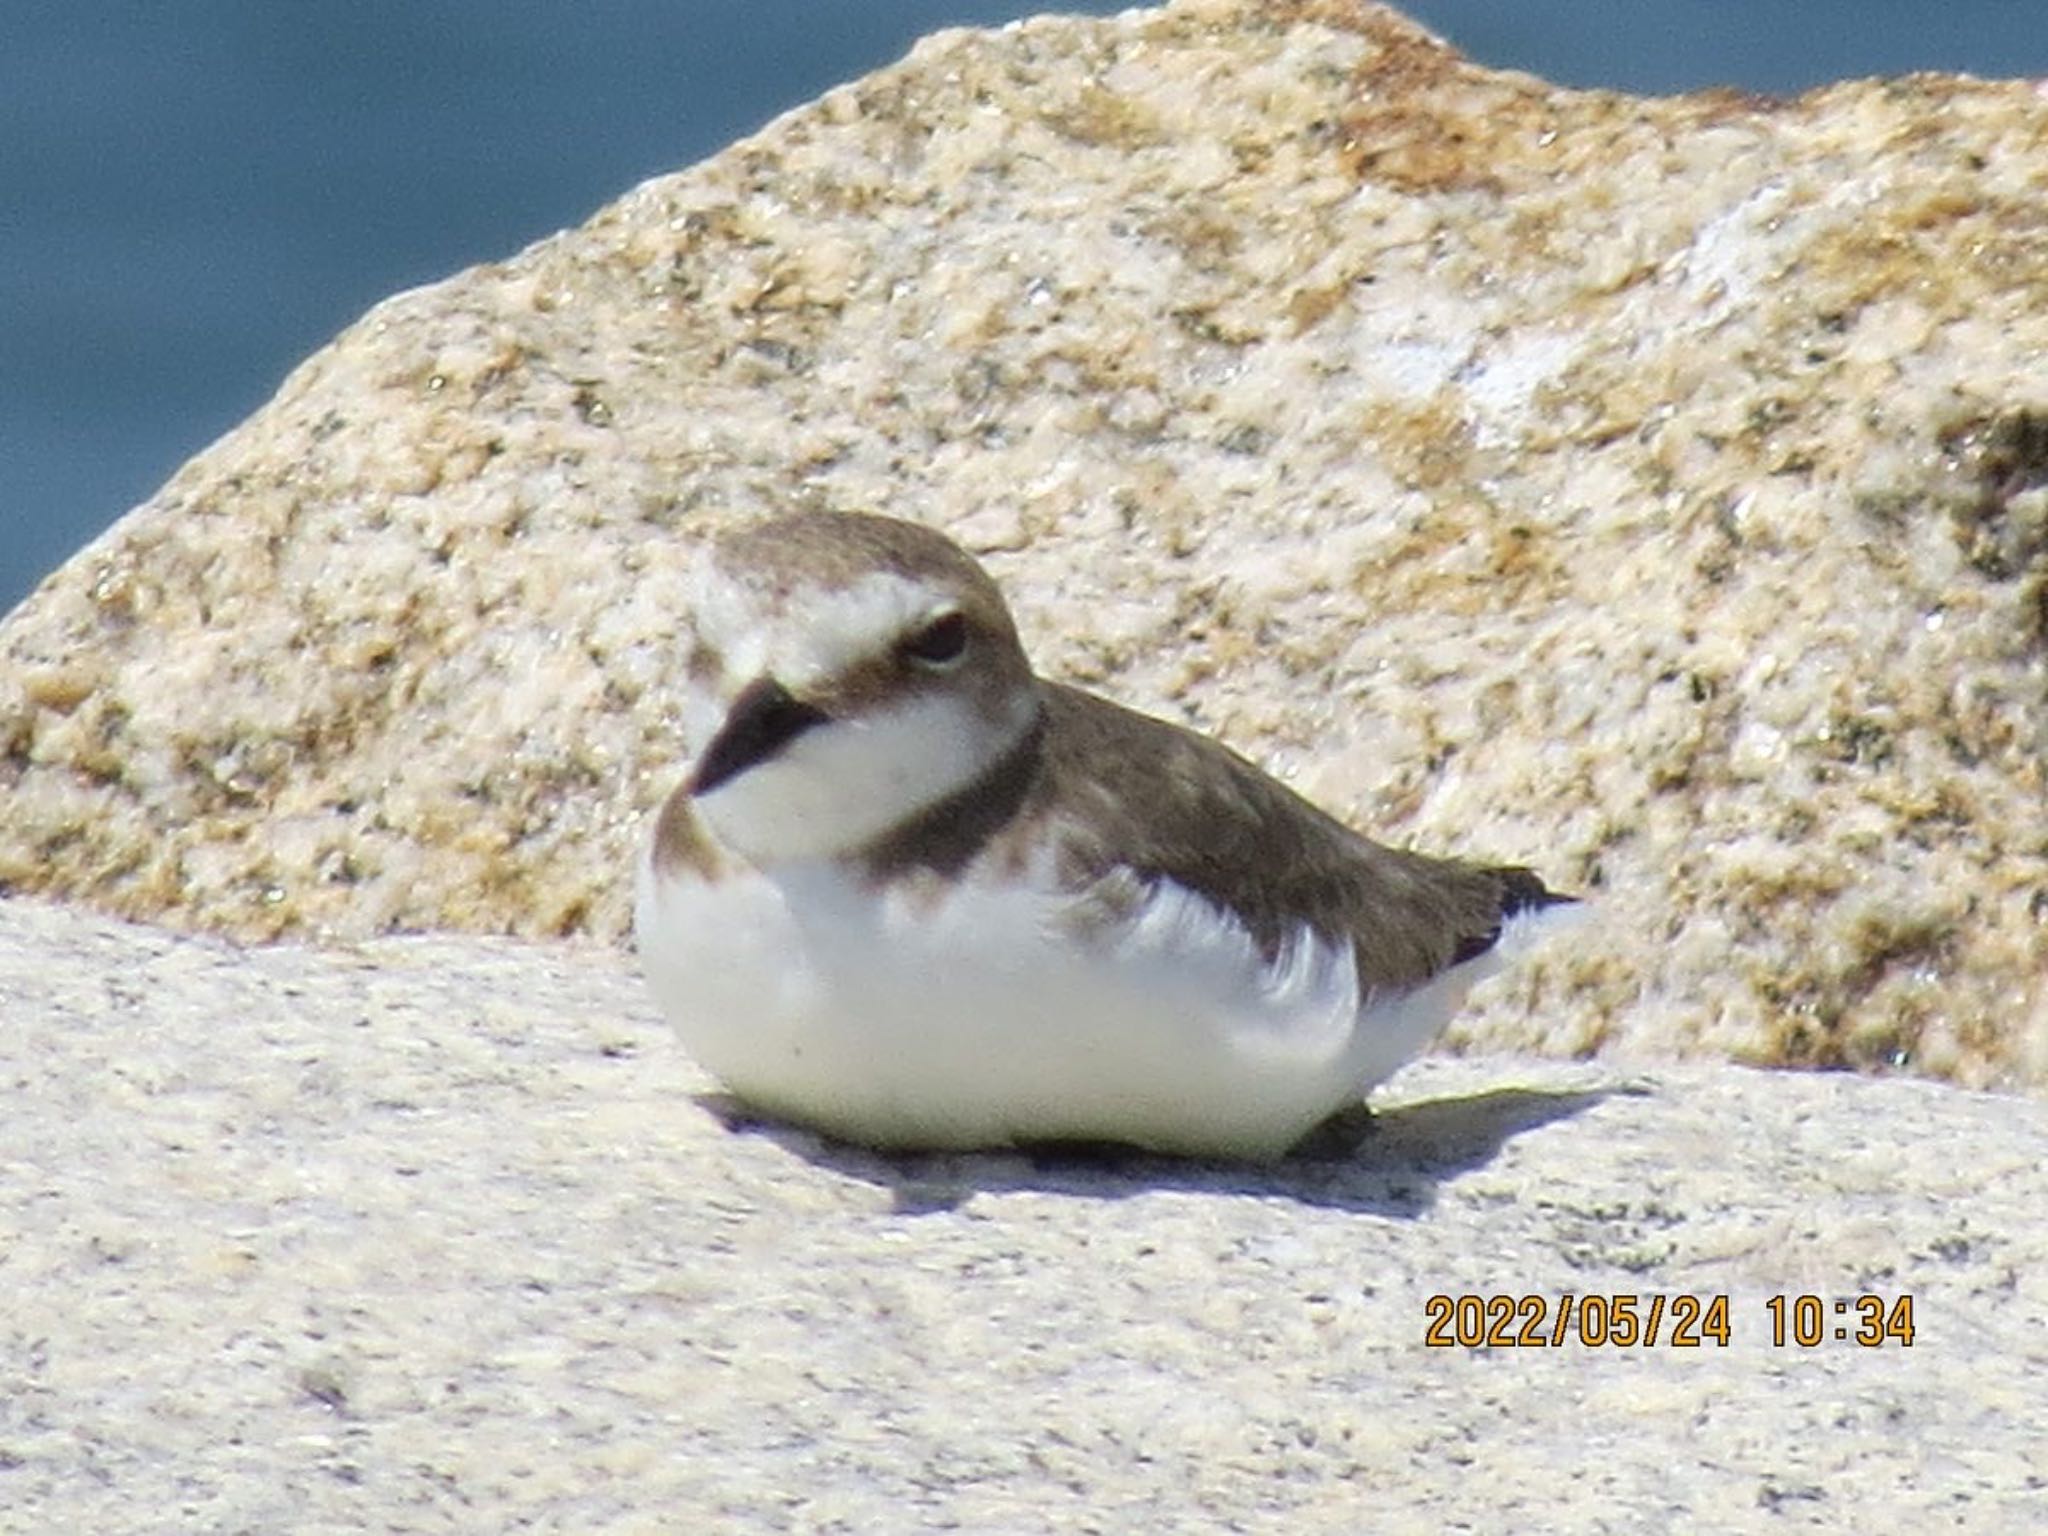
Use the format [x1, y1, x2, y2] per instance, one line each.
[900, 610, 969, 669]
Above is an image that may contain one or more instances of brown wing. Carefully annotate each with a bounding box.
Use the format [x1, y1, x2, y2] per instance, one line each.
[1005, 684, 1568, 992]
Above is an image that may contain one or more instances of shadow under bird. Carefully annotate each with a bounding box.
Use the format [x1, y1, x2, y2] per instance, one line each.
[635, 511, 1576, 1161]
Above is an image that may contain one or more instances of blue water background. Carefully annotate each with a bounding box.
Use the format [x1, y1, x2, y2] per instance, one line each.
[3, 1, 2042, 612]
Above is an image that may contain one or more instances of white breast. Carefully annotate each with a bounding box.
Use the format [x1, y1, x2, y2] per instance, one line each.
[635, 841, 1564, 1161]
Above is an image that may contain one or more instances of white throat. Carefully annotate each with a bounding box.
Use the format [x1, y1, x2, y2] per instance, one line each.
[694, 685, 1038, 866]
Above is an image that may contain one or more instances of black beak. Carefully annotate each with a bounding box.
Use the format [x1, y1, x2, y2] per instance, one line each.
[688, 676, 829, 797]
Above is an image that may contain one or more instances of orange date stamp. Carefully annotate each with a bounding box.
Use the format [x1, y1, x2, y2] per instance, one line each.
[1422, 1293, 1916, 1348]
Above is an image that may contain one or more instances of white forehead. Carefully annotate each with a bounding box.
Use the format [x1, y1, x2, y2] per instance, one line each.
[687, 556, 946, 693]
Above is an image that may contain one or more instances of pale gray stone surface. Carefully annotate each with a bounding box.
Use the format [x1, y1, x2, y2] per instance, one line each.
[2, 1, 2046, 1090]
[3, 895, 2043, 1532]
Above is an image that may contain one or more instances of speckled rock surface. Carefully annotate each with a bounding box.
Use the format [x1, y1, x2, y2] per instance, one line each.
[2, 895, 2043, 1531]
[3, 0, 2047, 1087]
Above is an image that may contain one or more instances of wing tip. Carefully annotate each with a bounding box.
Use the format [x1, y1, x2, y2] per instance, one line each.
[1499, 866, 1578, 918]
[1448, 866, 1581, 967]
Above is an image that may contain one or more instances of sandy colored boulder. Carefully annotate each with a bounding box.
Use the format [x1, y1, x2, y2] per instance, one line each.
[2, 0, 2045, 1085]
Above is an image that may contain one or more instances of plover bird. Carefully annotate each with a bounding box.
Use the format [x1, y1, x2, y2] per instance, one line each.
[635, 511, 1575, 1160]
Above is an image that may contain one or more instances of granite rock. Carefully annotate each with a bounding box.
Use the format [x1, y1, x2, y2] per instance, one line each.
[3, 895, 2043, 1531]
[3, 0, 2047, 1084]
